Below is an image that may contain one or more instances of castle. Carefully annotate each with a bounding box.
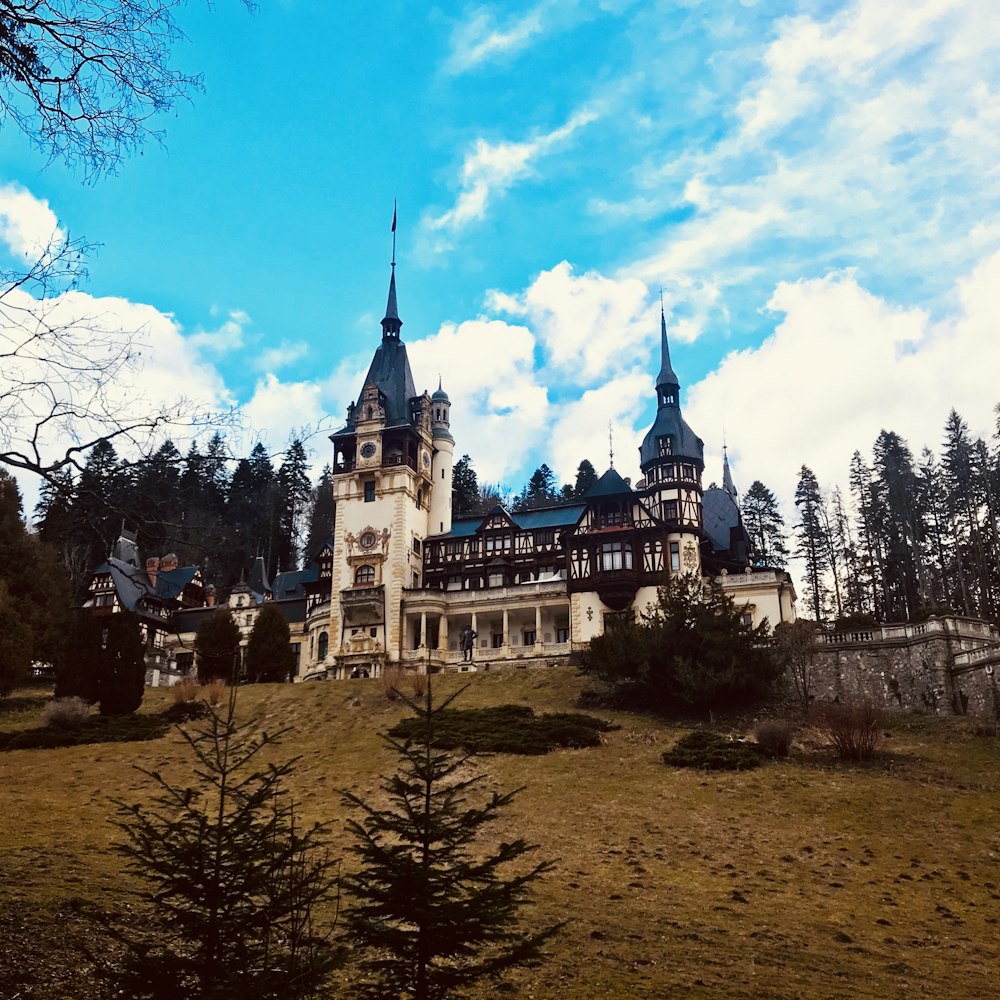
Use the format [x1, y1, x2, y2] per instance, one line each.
[84, 260, 796, 682]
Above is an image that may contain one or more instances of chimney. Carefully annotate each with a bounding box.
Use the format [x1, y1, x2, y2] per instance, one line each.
[205, 584, 216, 608]
[160, 553, 179, 572]
[146, 557, 160, 589]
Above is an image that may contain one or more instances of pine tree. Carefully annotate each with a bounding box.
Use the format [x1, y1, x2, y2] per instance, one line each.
[572, 459, 598, 497]
[794, 465, 830, 621]
[514, 464, 557, 511]
[305, 464, 336, 562]
[113, 686, 340, 999]
[740, 480, 789, 567]
[245, 603, 295, 683]
[342, 683, 562, 1000]
[0, 580, 32, 698]
[98, 611, 146, 715]
[195, 608, 242, 682]
[276, 439, 313, 572]
[451, 455, 481, 516]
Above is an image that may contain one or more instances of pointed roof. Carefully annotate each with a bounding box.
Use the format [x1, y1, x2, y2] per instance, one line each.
[585, 467, 633, 498]
[722, 446, 737, 498]
[656, 303, 679, 393]
[381, 265, 402, 339]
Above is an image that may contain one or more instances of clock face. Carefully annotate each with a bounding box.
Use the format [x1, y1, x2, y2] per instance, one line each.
[360, 442, 376, 459]
[359, 531, 377, 549]
[422, 450, 431, 468]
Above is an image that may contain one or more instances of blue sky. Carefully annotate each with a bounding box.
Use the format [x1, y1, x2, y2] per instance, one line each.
[3, 0, 1000, 533]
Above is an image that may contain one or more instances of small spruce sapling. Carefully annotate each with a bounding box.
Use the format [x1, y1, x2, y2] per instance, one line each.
[342, 680, 563, 1000]
[112, 684, 340, 999]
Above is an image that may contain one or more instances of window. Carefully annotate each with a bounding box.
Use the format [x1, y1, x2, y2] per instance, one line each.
[682, 464, 695, 480]
[742, 612, 753, 627]
[492, 633, 504, 648]
[669, 541, 681, 572]
[487, 571, 504, 588]
[364, 480, 376, 502]
[317, 631, 329, 659]
[657, 435, 673, 456]
[599, 540, 632, 572]
[535, 529, 555, 546]
[412, 537, 422, 554]
[556, 627, 569, 643]
[355, 564, 375, 585]
[485, 533, 511, 554]
[445, 540, 463, 557]
[664, 499, 678, 520]
[523, 630, 536, 645]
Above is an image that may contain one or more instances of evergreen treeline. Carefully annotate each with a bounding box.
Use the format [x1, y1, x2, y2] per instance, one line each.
[453, 456, 600, 515]
[788, 406, 1000, 624]
[34, 434, 335, 601]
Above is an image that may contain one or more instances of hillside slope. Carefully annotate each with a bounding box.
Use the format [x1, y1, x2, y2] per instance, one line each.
[2, 667, 999, 999]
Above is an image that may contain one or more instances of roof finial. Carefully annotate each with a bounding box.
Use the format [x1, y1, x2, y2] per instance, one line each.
[608, 421, 615, 469]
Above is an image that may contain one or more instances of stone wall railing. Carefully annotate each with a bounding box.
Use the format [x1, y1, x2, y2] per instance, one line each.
[819, 616, 999, 647]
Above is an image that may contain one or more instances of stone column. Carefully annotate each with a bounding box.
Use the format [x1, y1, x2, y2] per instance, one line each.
[502, 608, 510, 650]
[419, 611, 427, 649]
[440, 614, 449, 651]
[534, 605, 543, 651]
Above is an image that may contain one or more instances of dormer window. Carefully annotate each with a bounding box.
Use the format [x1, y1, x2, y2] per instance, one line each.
[657, 435, 673, 456]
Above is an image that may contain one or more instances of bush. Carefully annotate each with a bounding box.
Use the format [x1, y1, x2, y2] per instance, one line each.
[201, 678, 227, 707]
[41, 697, 91, 729]
[579, 575, 781, 712]
[163, 700, 211, 723]
[810, 699, 883, 761]
[170, 677, 200, 704]
[755, 719, 796, 758]
[380, 665, 404, 701]
[409, 670, 428, 699]
[389, 704, 616, 755]
[662, 730, 765, 771]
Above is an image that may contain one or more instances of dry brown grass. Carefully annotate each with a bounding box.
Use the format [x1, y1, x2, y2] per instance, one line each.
[2, 669, 1000, 999]
[170, 676, 200, 704]
[201, 678, 227, 707]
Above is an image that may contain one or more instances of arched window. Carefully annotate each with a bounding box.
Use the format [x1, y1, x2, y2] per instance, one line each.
[317, 631, 329, 660]
[355, 564, 375, 585]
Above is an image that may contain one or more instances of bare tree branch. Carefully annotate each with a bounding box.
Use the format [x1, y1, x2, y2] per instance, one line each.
[1, 0, 254, 178]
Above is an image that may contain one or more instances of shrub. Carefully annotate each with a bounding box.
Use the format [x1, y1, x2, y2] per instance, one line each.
[662, 730, 765, 771]
[170, 677, 200, 704]
[755, 719, 796, 758]
[201, 678, 227, 707]
[41, 697, 91, 729]
[388, 704, 616, 755]
[579, 575, 781, 712]
[810, 699, 883, 761]
[380, 665, 403, 701]
[163, 700, 211, 723]
[409, 670, 428, 699]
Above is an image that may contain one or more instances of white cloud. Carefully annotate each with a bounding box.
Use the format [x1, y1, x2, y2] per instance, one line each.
[243, 374, 327, 451]
[685, 252, 1000, 524]
[256, 339, 310, 373]
[424, 108, 599, 239]
[188, 311, 249, 355]
[0, 182, 65, 258]
[407, 317, 549, 484]
[444, 5, 548, 75]
[488, 260, 656, 383]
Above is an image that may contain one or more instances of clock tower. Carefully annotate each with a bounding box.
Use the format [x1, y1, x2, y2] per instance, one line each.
[326, 262, 450, 677]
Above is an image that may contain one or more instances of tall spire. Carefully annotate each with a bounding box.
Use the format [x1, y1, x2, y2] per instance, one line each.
[381, 202, 402, 340]
[722, 444, 737, 498]
[656, 293, 679, 400]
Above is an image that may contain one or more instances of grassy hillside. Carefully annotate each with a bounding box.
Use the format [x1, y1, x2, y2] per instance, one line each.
[2, 667, 999, 999]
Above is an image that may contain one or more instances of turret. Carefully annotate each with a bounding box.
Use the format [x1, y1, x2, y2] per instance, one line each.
[638, 303, 704, 576]
[429, 378, 455, 535]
